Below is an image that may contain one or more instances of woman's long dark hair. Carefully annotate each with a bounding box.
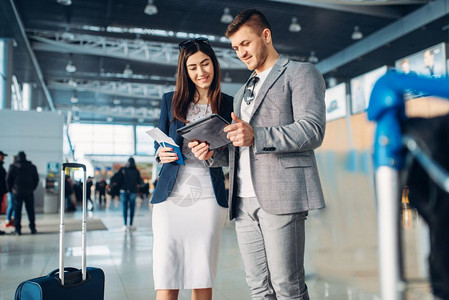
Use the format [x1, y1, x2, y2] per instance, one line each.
[172, 40, 222, 123]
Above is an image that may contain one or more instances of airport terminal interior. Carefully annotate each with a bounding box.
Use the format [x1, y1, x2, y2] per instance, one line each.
[2, 0, 449, 299]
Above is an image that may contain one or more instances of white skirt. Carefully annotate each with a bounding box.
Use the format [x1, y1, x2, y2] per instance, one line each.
[152, 162, 227, 290]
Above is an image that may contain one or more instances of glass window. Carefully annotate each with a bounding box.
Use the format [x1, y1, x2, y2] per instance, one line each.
[136, 125, 155, 156]
[69, 123, 134, 156]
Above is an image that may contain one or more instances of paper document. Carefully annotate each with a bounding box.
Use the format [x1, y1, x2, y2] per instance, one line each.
[146, 128, 185, 165]
[146, 127, 177, 146]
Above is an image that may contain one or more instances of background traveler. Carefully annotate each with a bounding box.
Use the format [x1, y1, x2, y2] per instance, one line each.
[119, 157, 143, 231]
[4, 192, 15, 228]
[4, 155, 17, 228]
[86, 176, 94, 211]
[6, 151, 40, 235]
[64, 175, 76, 212]
[0, 150, 7, 235]
[95, 176, 107, 207]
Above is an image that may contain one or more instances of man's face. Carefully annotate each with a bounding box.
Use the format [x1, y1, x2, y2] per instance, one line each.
[230, 25, 268, 72]
[0, 155, 4, 162]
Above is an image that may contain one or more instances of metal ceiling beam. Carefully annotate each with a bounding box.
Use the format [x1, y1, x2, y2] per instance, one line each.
[47, 79, 175, 100]
[53, 72, 176, 83]
[307, 0, 428, 3]
[60, 104, 161, 121]
[267, 0, 427, 18]
[316, 0, 449, 75]
[9, 0, 55, 111]
[29, 30, 246, 69]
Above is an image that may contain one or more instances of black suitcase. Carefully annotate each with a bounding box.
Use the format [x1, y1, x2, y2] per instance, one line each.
[15, 163, 105, 300]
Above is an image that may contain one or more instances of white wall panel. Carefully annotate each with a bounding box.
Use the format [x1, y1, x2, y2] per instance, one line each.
[0, 109, 64, 213]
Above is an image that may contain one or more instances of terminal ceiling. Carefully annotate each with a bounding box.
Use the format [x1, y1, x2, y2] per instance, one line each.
[1, 0, 448, 125]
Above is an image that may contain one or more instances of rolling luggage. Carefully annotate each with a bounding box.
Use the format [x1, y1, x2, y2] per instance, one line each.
[15, 163, 105, 300]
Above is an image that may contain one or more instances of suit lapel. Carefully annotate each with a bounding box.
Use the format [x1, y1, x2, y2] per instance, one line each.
[166, 93, 185, 146]
[249, 57, 288, 121]
[174, 118, 185, 146]
[233, 86, 246, 119]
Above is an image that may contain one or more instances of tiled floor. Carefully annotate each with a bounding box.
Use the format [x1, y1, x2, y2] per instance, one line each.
[0, 198, 434, 299]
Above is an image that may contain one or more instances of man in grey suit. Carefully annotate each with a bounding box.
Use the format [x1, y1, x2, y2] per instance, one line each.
[190, 8, 326, 300]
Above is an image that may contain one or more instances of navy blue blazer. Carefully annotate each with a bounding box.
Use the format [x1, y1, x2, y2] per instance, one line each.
[151, 91, 233, 207]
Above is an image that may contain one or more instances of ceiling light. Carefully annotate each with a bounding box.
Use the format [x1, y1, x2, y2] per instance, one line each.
[70, 93, 79, 104]
[138, 118, 145, 123]
[308, 51, 318, 64]
[221, 7, 233, 24]
[68, 79, 78, 87]
[113, 98, 121, 105]
[106, 116, 113, 122]
[144, 0, 158, 15]
[61, 31, 75, 40]
[57, 0, 72, 5]
[65, 60, 76, 73]
[123, 64, 133, 77]
[289, 17, 301, 33]
[352, 26, 363, 40]
[327, 77, 337, 88]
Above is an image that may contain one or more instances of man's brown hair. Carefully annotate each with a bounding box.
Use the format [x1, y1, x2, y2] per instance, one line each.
[225, 9, 271, 38]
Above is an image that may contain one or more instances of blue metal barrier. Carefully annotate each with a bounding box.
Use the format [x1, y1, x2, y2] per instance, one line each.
[367, 70, 449, 300]
[369, 71, 449, 169]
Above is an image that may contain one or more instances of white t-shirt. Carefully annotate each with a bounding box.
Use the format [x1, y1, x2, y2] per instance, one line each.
[236, 67, 272, 197]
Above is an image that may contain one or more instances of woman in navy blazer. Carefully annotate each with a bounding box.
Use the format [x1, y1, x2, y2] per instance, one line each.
[151, 90, 232, 207]
[151, 38, 233, 300]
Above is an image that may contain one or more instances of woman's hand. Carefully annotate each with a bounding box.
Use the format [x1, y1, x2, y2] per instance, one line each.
[188, 141, 214, 161]
[157, 147, 179, 164]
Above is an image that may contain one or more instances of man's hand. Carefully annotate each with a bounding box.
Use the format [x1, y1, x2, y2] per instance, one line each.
[188, 141, 215, 161]
[223, 112, 254, 147]
[157, 147, 179, 164]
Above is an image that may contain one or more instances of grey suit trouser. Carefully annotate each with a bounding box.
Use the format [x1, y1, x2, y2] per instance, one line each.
[235, 197, 309, 300]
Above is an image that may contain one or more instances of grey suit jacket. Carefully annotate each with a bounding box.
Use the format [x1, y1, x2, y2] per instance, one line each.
[226, 57, 327, 220]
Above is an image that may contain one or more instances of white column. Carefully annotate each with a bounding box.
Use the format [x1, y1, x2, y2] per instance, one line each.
[22, 82, 32, 111]
[0, 39, 14, 109]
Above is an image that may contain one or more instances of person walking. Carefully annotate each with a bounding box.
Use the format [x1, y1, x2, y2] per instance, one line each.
[151, 37, 233, 300]
[4, 192, 15, 228]
[86, 176, 94, 211]
[4, 155, 17, 228]
[107, 171, 122, 201]
[64, 175, 76, 212]
[119, 157, 142, 231]
[0, 150, 8, 235]
[95, 176, 107, 206]
[191, 9, 326, 299]
[6, 151, 40, 235]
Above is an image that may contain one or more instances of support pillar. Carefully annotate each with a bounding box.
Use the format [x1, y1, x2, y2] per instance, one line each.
[0, 38, 13, 109]
[22, 82, 32, 110]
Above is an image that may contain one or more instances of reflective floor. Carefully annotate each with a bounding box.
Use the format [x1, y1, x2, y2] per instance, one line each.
[0, 198, 435, 300]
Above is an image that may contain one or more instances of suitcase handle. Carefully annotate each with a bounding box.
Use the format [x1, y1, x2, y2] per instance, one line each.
[62, 163, 86, 171]
[59, 163, 88, 285]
